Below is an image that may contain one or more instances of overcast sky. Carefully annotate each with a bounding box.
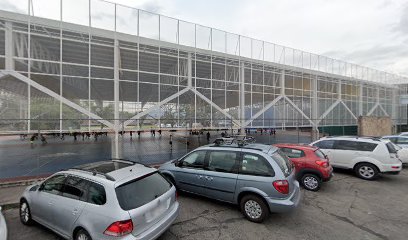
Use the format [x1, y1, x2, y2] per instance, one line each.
[2, 0, 407, 77]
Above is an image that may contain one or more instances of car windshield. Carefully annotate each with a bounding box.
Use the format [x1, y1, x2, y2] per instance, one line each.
[115, 172, 172, 211]
[269, 150, 293, 177]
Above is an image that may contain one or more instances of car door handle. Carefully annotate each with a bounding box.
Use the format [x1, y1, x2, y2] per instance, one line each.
[205, 176, 213, 181]
[197, 175, 204, 179]
[48, 201, 53, 206]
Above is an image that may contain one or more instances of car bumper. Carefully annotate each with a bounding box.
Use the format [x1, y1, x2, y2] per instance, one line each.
[322, 167, 334, 181]
[118, 202, 179, 240]
[380, 162, 402, 173]
[265, 181, 301, 213]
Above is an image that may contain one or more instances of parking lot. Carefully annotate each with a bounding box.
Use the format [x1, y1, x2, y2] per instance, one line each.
[3, 168, 408, 240]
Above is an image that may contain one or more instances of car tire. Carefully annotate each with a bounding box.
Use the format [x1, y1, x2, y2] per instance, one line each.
[75, 229, 92, 240]
[355, 163, 379, 180]
[240, 194, 269, 223]
[19, 200, 33, 225]
[301, 173, 322, 191]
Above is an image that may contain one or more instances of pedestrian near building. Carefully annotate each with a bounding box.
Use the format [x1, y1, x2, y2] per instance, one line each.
[206, 131, 210, 142]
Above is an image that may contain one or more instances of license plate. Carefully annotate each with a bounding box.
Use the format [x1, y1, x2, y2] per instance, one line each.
[145, 198, 171, 222]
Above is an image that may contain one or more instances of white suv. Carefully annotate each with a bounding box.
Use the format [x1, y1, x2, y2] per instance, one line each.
[311, 137, 402, 180]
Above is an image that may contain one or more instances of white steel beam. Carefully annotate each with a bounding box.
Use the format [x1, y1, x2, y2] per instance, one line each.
[379, 104, 389, 117]
[317, 99, 341, 124]
[192, 88, 241, 127]
[122, 87, 191, 128]
[5, 21, 14, 70]
[340, 101, 357, 120]
[243, 95, 283, 127]
[3, 70, 115, 129]
[284, 96, 316, 127]
[240, 62, 245, 130]
[367, 102, 380, 116]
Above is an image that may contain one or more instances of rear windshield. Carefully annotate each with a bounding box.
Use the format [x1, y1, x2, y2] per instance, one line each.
[270, 150, 293, 177]
[386, 142, 398, 154]
[314, 149, 326, 159]
[115, 172, 172, 211]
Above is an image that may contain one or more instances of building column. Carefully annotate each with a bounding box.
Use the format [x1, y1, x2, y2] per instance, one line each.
[358, 83, 363, 117]
[5, 22, 14, 70]
[113, 38, 120, 158]
[240, 62, 245, 133]
[311, 75, 319, 140]
[280, 70, 285, 129]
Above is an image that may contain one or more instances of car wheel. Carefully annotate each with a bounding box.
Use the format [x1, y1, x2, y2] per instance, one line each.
[75, 229, 92, 240]
[355, 163, 379, 180]
[240, 194, 269, 223]
[301, 174, 321, 191]
[20, 200, 33, 225]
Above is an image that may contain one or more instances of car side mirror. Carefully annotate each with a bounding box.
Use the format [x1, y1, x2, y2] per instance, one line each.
[176, 160, 183, 167]
[38, 183, 45, 191]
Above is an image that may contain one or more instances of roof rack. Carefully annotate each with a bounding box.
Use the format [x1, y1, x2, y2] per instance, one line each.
[110, 158, 152, 168]
[213, 136, 256, 147]
[69, 167, 116, 181]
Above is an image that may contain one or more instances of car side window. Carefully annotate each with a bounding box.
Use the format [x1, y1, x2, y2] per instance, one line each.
[240, 153, 274, 177]
[280, 148, 305, 158]
[88, 182, 106, 205]
[41, 175, 65, 195]
[334, 140, 360, 150]
[314, 140, 335, 149]
[397, 137, 408, 144]
[207, 151, 239, 173]
[61, 176, 89, 201]
[181, 151, 206, 169]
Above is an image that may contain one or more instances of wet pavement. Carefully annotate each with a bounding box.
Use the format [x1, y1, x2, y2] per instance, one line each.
[0, 130, 312, 180]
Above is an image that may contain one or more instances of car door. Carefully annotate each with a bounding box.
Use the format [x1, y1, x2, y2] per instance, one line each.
[332, 140, 362, 168]
[52, 175, 88, 238]
[30, 175, 66, 226]
[203, 150, 240, 202]
[174, 150, 208, 195]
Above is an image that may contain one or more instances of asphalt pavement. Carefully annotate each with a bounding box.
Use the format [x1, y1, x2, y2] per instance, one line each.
[0, 130, 312, 180]
[3, 168, 408, 240]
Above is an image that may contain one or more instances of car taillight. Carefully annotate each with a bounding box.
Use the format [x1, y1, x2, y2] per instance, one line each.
[273, 180, 289, 194]
[104, 219, 133, 237]
[175, 191, 178, 200]
[315, 160, 329, 168]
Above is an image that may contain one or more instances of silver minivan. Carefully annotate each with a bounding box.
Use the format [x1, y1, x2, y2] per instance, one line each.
[159, 143, 301, 223]
[20, 160, 179, 240]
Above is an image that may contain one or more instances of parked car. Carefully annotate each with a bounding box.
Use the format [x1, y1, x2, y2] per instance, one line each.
[159, 142, 301, 223]
[20, 159, 179, 240]
[0, 206, 7, 240]
[380, 136, 408, 164]
[399, 132, 408, 137]
[382, 135, 408, 148]
[311, 137, 402, 180]
[274, 144, 333, 191]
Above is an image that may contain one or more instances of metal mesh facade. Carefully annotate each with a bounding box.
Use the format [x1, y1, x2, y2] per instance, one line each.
[0, 0, 407, 135]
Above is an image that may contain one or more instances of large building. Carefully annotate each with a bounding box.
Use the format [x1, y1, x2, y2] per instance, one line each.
[0, 0, 407, 137]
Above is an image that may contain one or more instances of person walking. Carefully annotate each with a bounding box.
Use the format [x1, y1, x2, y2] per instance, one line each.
[40, 134, 47, 144]
[206, 131, 210, 142]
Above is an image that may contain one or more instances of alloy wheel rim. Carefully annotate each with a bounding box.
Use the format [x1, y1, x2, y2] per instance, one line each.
[244, 200, 262, 219]
[77, 233, 89, 240]
[359, 166, 375, 178]
[304, 176, 318, 189]
[20, 203, 29, 222]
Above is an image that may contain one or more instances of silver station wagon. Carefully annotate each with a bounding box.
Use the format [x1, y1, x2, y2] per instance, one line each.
[159, 142, 301, 222]
[19, 159, 179, 240]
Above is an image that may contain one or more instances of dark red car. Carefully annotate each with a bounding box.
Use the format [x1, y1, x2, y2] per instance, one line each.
[273, 144, 333, 191]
